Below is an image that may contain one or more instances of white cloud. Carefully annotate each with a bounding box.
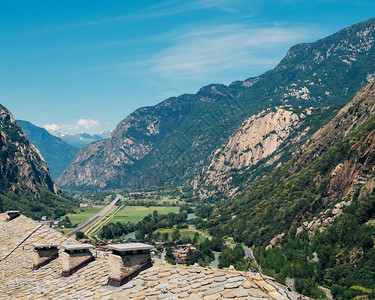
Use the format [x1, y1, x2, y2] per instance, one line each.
[146, 0, 244, 17]
[76, 119, 100, 129]
[43, 123, 78, 134]
[43, 118, 100, 134]
[44, 123, 63, 132]
[148, 24, 314, 81]
[61, 0, 246, 29]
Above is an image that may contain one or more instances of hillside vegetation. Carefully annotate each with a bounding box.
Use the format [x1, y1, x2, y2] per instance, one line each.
[17, 120, 79, 179]
[202, 82, 375, 298]
[0, 105, 74, 219]
[59, 18, 375, 190]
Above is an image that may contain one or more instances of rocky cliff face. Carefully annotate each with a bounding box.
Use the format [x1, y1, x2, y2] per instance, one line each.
[290, 81, 375, 237]
[195, 81, 375, 200]
[299, 126, 375, 238]
[292, 80, 375, 172]
[0, 105, 56, 194]
[59, 18, 375, 190]
[0, 105, 72, 218]
[204, 81, 375, 299]
[193, 106, 318, 198]
[57, 101, 190, 188]
[211, 80, 375, 245]
[206, 107, 302, 172]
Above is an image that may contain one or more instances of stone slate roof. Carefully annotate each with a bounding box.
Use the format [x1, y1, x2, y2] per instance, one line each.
[0, 213, 301, 299]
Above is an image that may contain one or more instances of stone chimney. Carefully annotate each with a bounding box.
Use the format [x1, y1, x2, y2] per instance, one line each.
[6, 211, 20, 221]
[61, 244, 95, 276]
[32, 243, 59, 270]
[107, 243, 153, 287]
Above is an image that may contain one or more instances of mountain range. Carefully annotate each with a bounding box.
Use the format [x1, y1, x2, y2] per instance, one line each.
[192, 105, 340, 200]
[1, 17, 375, 299]
[55, 131, 111, 149]
[202, 81, 375, 298]
[17, 120, 79, 179]
[57, 17, 375, 191]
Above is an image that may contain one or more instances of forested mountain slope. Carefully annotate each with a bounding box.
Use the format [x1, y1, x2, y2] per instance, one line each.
[59, 18, 375, 189]
[192, 105, 339, 200]
[202, 81, 375, 298]
[17, 120, 79, 179]
[194, 75, 375, 201]
[0, 105, 73, 219]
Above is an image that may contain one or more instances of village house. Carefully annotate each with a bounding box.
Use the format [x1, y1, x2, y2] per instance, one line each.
[0, 211, 303, 299]
[173, 244, 197, 264]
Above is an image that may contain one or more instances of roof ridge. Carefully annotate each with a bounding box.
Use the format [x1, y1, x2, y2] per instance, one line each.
[0, 223, 43, 262]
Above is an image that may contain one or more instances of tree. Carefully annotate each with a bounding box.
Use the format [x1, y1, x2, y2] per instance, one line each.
[218, 244, 249, 271]
[218, 247, 234, 269]
[75, 231, 86, 240]
[195, 205, 213, 218]
[172, 229, 181, 242]
[193, 232, 199, 244]
[154, 231, 161, 241]
[165, 247, 175, 265]
[211, 236, 224, 251]
[162, 232, 169, 241]
[60, 216, 72, 228]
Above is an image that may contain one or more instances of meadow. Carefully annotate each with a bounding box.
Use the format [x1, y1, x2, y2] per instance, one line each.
[109, 206, 180, 224]
[65, 206, 102, 225]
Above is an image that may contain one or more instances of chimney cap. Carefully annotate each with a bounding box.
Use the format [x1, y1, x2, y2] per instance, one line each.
[33, 243, 59, 249]
[61, 244, 95, 251]
[6, 210, 21, 220]
[107, 243, 153, 252]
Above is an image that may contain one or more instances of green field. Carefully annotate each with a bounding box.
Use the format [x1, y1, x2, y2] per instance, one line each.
[60, 205, 180, 235]
[109, 206, 180, 224]
[156, 227, 205, 243]
[121, 195, 183, 206]
[157, 226, 191, 233]
[65, 207, 102, 225]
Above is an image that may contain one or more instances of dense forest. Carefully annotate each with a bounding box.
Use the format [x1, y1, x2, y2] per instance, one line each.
[199, 105, 375, 298]
[0, 185, 74, 219]
[99, 209, 187, 240]
[255, 191, 375, 299]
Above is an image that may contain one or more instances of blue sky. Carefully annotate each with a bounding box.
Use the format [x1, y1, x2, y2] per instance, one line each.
[1, 0, 374, 134]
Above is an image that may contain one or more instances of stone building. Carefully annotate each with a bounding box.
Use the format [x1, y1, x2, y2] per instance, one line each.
[0, 212, 305, 299]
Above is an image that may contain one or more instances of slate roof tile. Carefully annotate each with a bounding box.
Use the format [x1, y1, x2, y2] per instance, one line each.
[0, 213, 304, 299]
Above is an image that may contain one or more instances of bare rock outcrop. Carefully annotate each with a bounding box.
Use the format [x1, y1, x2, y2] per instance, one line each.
[292, 80, 375, 173]
[58, 18, 375, 190]
[194, 106, 313, 199]
[0, 104, 57, 195]
[57, 110, 161, 188]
